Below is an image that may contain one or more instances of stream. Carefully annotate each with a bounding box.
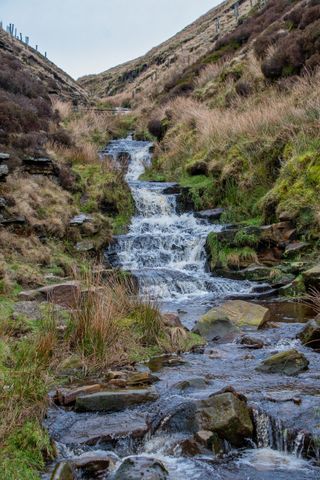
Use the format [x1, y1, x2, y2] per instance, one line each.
[45, 137, 320, 479]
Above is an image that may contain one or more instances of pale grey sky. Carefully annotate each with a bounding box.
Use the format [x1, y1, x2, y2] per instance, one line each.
[1, 0, 219, 79]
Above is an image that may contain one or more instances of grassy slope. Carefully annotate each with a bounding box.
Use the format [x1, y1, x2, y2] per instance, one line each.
[140, 0, 320, 244]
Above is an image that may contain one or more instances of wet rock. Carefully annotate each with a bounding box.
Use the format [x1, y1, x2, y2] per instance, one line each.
[173, 377, 209, 391]
[126, 371, 158, 387]
[157, 401, 199, 434]
[75, 387, 159, 412]
[51, 462, 75, 480]
[180, 437, 203, 456]
[72, 451, 115, 477]
[193, 313, 240, 342]
[302, 264, 320, 290]
[113, 456, 168, 480]
[60, 410, 149, 445]
[0, 197, 6, 208]
[195, 430, 214, 446]
[196, 390, 253, 447]
[55, 384, 102, 405]
[194, 301, 270, 340]
[298, 319, 320, 350]
[237, 335, 264, 349]
[162, 312, 184, 328]
[194, 208, 225, 222]
[0, 152, 10, 161]
[265, 390, 302, 403]
[257, 349, 309, 376]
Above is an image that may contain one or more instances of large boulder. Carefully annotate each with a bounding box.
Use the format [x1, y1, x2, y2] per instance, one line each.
[19, 281, 81, 308]
[256, 349, 309, 376]
[75, 388, 159, 412]
[298, 318, 320, 350]
[193, 301, 270, 340]
[113, 456, 168, 480]
[302, 264, 320, 290]
[195, 390, 253, 447]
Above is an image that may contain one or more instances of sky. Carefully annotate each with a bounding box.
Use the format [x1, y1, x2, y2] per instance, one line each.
[1, 0, 220, 79]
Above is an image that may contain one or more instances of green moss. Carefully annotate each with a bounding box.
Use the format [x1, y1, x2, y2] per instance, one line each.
[0, 421, 54, 480]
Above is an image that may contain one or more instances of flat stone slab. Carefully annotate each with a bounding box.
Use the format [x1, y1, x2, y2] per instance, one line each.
[56, 411, 150, 445]
[75, 388, 159, 412]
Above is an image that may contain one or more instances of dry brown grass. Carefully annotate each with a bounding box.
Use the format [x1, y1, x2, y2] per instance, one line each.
[160, 70, 320, 156]
[52, 98, 73, 120]
[4, 173, 75, 237]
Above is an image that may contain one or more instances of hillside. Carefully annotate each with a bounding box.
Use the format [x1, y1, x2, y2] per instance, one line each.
[0, 28, 87, 104]
[79, 0, 257, 98]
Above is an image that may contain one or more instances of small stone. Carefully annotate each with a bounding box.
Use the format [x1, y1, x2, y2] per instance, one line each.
[195, 430, 214, 446]
[72, 451, 115, 476]
[173, 377, 208, 391]
[238, 335, 264, 349]
[0, 153, 10, 161]
[69, 214, 93, 225]
[195, 208, 225, 221]
[0, 197, 6, 208]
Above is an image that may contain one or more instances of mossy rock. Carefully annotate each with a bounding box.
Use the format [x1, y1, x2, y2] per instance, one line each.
[298, 318, 320, 350]
[256, 349, 309, 376]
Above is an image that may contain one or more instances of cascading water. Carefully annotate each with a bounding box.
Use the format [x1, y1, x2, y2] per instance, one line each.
[104, 137, 253, 317]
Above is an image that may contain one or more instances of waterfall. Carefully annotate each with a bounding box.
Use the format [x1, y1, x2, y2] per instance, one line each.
[104, 137, 253, 311]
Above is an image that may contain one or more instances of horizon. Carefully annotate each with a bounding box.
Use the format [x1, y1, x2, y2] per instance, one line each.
[0, 0, 220, 79]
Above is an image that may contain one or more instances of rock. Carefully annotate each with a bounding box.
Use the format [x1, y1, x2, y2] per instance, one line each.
[23, 156, 57, 175]
[0, 164, 9, 179]
[0, 215, 26, 226]
[302, 264, 320, 290]
[0, 197, 6, 208]
[60, 411, 149, 445]
[69, 213, 93, 225]
[195, 430, 214, 446]
[51, 462, 75, 480]
[186, 160, 208, 176]
[126, 371, 158, 387]
[173, 377, 209, 391]
[260, 222, 296, 244]
[180, 437, 203, 456]
[113, 456, 168, 480]
[12, 301, 44, 321]
[72, 451, 115, 476]
[285, 242, 310, 257]
[298, 319, 320, 350]
[19, 281, 80, 308]
[162, 313, 184, 328]
[193, 314, 240, 342]
[196, 390, 253, 447]
[56, 384, 102, 405]
[194, 301, 270, 340]
[76, 240, 95, 252]
[195, 208, 225, 222]
[157, 401, 199, 434]
[0, 153, 10, 161]
[75, 388, 159, 412]
[257, 349, 309, 376]
[237, 335, 264, 349]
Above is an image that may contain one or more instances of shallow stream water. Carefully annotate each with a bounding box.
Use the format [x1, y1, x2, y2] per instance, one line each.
[45, 137, 320, 479]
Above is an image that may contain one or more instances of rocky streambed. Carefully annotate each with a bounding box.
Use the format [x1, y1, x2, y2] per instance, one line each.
[43, 138, 320, 479]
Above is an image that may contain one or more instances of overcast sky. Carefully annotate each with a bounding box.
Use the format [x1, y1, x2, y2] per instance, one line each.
[1, 0, 219, 79]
